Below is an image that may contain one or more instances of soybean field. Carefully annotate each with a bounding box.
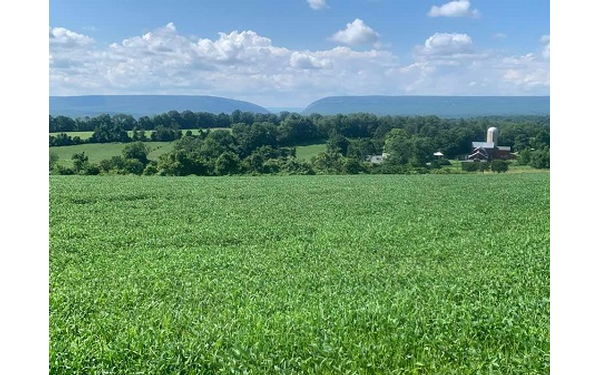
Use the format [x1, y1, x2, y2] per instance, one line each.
[49, 173, 550, 374]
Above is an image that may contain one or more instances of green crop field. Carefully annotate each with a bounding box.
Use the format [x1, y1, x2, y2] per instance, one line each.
[49, 173, 550, 374]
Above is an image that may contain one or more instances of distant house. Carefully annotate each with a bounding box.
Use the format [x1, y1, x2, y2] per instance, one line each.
[365, 153, 389, 164]
[466, 127, 514, 162]
[366, 155, 384, 164]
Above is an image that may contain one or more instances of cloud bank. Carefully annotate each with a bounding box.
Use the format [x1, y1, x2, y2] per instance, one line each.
[49, 24, 550, 106]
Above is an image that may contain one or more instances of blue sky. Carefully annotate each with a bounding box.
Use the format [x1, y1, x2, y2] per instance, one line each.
[49, 0, 550, 107]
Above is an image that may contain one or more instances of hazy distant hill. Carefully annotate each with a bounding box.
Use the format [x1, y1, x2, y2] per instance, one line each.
[49, 95, 270, 117]
[302, 96, 550, 117]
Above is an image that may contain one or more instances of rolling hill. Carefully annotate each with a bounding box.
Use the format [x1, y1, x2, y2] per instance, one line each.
[302, 95, 550, 117]
[49, 95, 270, 117]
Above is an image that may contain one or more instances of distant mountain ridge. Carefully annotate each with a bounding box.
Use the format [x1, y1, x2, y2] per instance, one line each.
[49, 95, 270, 117]
[50, 94, 551, 118]
[302, 95, 550, 117]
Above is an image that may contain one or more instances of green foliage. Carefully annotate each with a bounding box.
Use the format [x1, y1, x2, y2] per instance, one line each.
[49, 142, 176, 171]
[278, 114, 321, 145]
[327, 133, 350, 156]
[142, 162, 158, 176]
[50, 174, 550, 374]
[430, 167, 465, 174]
[342, 157, 366, 174]
[491, 159, 509, 173]
[529, 147, 550, 169]
[201, 130, 237, 158]
[49, 115, 76, 132]
[215, 151, 241, 175]
[122, 142, 150, 165]
[384, 128, 411, 165]
[311, 149, 344, 174]
[516, 148, 532, 165]
[50, 152, 59, 171]
[50, 113, 550, 175]
[90, 142, 153, 175]
[368, 162, 409, 175]
[279, 158, 315, 175]
[52, 164, 75, 175]
[82, 163, 101, 175]
[438, 157, 452, 166]
[151, 125, 181, 141]
[232, 122, 279, 157]
[347, 138, 377, 161]
[131, 127, 148, 141]
[63, 151, 101, 175]
[408, 136, 435, 167]
[123, 159, 144, 175]
[49, 132, 85, 147]
[241, 146, 295, 174]
[99, 156, 126, 174]
[71, 152, 89, 172]
[156, 150, 212, 176]
[89, 120, 131, 143]
[478, 161, 491, 173]
[461, 162, 480, 172]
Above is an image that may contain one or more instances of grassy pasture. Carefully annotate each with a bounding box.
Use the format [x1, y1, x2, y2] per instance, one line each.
[50, 142, 175, 167]
[49, 131, 95, 139]
[50, 141, 327, 167]
[295, 143, 327, 161]
[49, 128, 231, 140]
[49, 173, 549, 374]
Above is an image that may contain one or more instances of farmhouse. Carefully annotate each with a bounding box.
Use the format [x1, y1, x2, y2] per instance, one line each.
[365, 153, 389, 164]
[366, 155, 384, 164]
[466, 127, 513, 162]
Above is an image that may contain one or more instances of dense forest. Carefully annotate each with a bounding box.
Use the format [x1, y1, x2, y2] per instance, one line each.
[49, 110, 550, 176]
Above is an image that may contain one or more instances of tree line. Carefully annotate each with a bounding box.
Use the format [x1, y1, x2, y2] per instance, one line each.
[49, 111, 550, 175]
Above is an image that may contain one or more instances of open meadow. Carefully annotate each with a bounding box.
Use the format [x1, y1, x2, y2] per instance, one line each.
[50, 142, 326, 168]
[49, 142, 176, 167]
[49, 173, 549, 374]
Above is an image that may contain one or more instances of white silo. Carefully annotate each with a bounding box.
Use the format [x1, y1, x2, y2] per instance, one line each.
[487, 127, 499, 147]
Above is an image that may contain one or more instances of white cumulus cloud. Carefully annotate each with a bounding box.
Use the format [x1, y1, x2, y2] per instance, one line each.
[496, 52, 549, 92]
[289, 52, 332, 69]
[195, 30, 288, 63]
[428, 0, 480, 18]
[49, 27, 94, 48]
[329, 19, 380, 47]
[398, 31, 549, 95]
[419, 33, 473, 55]
[541, 35, 550, 59]
[502, 68, 549, 91]
[307, 0, 328, 10]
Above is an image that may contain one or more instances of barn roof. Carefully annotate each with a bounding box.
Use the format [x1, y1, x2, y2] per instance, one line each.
[472, 141, 495, 149]
[468, 146, 489, 160]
